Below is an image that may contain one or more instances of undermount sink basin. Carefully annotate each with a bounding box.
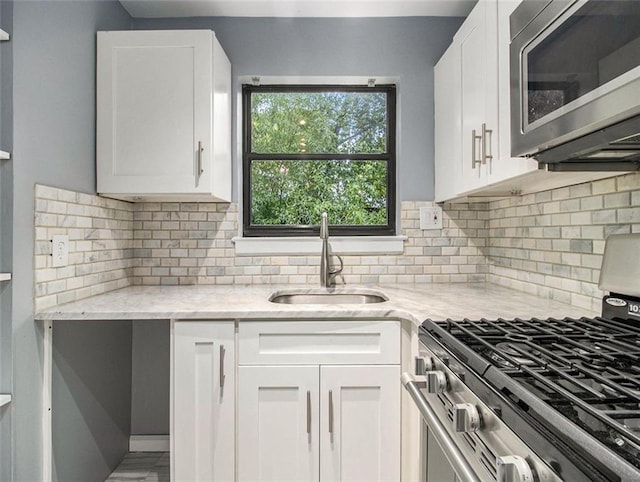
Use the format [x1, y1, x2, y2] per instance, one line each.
[269, 291, 388, 305]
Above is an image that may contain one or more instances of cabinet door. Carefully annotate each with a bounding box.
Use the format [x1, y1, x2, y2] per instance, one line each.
[172, 321, 234, 482]
[320, 366, 401, 482]
[456, 0, 496, 194]
[434, 43, 461, 203]
[97, 30, 213, 196]
[238, 366, 320, 482]
[489, 0, 538, 185]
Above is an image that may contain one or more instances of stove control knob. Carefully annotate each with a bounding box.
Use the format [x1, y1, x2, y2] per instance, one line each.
[415, 356, 434, 375]
[452, 403, 480, 433]
[496, 455, 534, 482]
[425, 371, 447, 394]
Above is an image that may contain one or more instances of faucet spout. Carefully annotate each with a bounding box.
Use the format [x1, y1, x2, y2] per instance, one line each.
[320, 212, 329, 240]
[319, 212, 343, 287]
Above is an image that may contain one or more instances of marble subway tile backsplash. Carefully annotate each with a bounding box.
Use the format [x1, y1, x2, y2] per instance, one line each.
[33, 187, 488, 309]
[34, 184, 135, 311]
[487, 172, 640, 312]
[34, 171, 640, 312]
[131, 201, 488, 286]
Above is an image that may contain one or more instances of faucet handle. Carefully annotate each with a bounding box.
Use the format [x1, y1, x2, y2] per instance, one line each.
[330, 254, 344, 276]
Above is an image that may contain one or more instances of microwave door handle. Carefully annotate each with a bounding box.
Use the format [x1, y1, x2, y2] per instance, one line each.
[401, 373, 481, 482]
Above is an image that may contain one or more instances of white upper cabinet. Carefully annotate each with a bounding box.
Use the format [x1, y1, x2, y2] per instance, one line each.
[433, 38, 460, 202]
[457, 0, 498, 194]
[434, 0, 617, 201]
[97, 30, 231, 202]
[487, 0, 538, 186]
[435, 0, 534, 202]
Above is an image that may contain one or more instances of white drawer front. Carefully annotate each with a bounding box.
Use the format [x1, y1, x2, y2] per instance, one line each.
[239, 321, 400, 365]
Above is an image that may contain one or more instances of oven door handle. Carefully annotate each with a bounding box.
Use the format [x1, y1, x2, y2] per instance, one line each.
[402, 372, 481, 482]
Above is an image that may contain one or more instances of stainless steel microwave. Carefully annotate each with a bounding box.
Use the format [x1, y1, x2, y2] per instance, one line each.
[510, 0, 640, 171]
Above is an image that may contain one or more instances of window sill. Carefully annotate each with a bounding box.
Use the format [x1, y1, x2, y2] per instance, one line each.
[232, 236, 407, 256]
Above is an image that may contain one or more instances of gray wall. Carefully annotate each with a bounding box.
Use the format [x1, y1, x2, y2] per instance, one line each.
[52, 321, 132, 482]
[131, 320, 170, 434]
[128, 16, 462, 435]
[10, 1, 131, 480]
[134, 16, 462, 202]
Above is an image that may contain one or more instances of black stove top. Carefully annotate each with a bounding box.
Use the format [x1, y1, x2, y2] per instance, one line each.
[421, 294, 640, 481]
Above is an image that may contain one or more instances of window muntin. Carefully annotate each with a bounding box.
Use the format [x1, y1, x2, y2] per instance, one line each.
[243, 85, 396, 237]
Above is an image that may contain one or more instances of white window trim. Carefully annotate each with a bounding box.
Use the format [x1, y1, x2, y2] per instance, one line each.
[235, 76, 402, 256]
[232, 235, 407, 256]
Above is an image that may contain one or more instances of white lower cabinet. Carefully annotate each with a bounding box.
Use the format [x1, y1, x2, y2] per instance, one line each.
[238, 321, 401, 482]
[172, 320, 401, 482]
[238, 366, 320, 482]
[172, 321, 235, 482]
[319, 365, 401, 482]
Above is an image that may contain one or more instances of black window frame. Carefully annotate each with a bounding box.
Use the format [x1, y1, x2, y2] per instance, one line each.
[242, 84, 397, 237]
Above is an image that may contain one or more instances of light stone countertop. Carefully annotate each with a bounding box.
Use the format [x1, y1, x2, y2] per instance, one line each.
[34, 283, 598, 325]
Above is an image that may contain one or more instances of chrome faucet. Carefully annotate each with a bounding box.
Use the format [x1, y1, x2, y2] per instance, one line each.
[319, 212, 344, 287]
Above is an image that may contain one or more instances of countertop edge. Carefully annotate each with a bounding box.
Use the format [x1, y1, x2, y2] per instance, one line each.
[33, 283, 598, 324]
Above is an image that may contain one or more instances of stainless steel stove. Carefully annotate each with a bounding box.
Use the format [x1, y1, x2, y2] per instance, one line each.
[403, 234, 640, 482]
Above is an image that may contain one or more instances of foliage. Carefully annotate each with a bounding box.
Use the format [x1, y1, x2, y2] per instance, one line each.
[251, 160, 387, 225]
[249, 91, 389, 226]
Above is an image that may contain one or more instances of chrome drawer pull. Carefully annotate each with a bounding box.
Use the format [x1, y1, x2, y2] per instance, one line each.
[219, 345, 225, 389]
[329, 390, 334, 434]
[307, 390, 311, 434]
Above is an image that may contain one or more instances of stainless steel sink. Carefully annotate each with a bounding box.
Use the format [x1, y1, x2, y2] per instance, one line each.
[269, 291, 387, 305]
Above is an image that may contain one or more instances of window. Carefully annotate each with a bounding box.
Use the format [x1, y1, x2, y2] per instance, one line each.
[242, 84, 396, 237]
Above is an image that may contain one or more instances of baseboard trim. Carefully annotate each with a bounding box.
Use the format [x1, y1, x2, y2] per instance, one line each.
[129, 435, 170, 452]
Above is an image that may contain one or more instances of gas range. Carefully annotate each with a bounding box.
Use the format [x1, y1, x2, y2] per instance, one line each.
[404, 234, 640, 482]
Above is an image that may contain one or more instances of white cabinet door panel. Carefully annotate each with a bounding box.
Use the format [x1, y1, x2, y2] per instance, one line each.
[457, 0, 491, 193]
[98, 30, 212, 195]
[320, 366, 401, 482]
[238, 321, 401, 366]
[112, 45, 196, 178]
[434, 43, 461, 203]
[172, 321, 234, 482]
[238, 366, 320, 482]
[490, 0, 538, 184]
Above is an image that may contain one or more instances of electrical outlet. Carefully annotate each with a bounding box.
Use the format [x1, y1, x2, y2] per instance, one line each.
[419, 206, 443, 230]
[51, 235, 69, 267]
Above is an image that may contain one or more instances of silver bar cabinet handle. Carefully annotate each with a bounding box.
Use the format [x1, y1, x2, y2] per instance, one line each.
[329, 390, 334, 434]
[306, 390, 311, 434]
[219, 345, 225, 389]
[197, 141, 204, 175]
[401, 373, 481, 482]
[481, 123, 493, 165]
[471, 130, 482, 169]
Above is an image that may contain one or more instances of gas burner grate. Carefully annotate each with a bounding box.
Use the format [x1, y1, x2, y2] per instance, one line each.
[430, 316, 640, 470]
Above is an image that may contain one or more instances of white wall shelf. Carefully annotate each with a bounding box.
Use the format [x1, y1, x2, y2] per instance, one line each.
[0, 151, 10, 160]
[0, 29, 9, 42]
[0, 394, 11, 408]
[0, 273, 11, 281]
